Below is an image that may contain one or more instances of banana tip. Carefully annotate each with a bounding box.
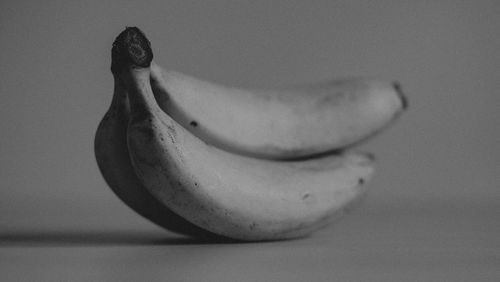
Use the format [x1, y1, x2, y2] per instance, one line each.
[111, 26, 153, 73]
[392, 81, 408, 110]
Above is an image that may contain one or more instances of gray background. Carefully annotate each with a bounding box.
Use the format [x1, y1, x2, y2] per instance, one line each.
[1, 1, 499, 281]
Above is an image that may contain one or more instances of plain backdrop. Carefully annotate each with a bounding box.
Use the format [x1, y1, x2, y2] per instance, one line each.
[0, 1, 499, 279]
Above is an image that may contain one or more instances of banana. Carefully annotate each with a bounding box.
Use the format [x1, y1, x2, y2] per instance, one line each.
[94, 69, 219, 239]
[149, 60, 407, 160]
[115, 28, 376, 240]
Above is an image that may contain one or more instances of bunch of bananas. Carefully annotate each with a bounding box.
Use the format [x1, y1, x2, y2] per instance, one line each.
[95, 27, 407, 241]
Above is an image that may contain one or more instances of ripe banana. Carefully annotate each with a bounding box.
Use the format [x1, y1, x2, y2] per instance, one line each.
[94, 71, 219, 238]
[114, 29, 376, 241]
[149, 60, 407, 160]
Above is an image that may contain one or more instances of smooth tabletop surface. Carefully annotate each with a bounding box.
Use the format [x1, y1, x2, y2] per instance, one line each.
[2, 201, 499, 282]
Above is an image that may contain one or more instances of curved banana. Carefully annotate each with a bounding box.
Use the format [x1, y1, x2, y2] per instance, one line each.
[115, 29, 376, 240]
[149, 62, 407, 160]
[94, 73, 219, 239]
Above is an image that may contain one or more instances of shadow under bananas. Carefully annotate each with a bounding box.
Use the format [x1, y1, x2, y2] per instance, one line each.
[0, 229, 260, 247]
